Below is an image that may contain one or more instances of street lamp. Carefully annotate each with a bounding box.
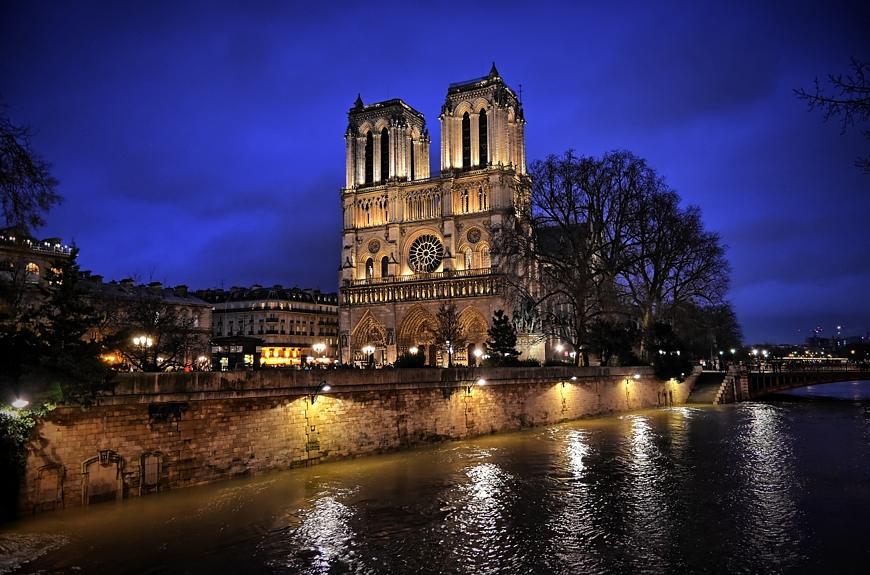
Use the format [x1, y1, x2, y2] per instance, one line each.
[12, 399, 28, 409]
[313, 342, 326, 362]
[473, 348, 483, 366]
[362, 345, 375, 368]
[311, 380, 331, 404]
[133, 335, 154, 371]
[466, 378, 486, 394]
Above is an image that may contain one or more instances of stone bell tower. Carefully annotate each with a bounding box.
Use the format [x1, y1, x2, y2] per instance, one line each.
[439, 63, 526, 175]
[338, 65, 540, 367]
[344, 96, 430, 189]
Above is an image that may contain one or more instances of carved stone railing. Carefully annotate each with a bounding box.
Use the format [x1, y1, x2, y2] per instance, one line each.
[341, 269, 500, 305]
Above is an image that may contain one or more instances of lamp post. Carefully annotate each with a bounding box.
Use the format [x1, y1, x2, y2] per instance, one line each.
[313, 342, 326, 367]
[362, 345, 375, 368]
[556, 343, 563, 363]
[311, 381, 331, 404]
[133, 335, 153, 371]
[473, 348, 483, 367]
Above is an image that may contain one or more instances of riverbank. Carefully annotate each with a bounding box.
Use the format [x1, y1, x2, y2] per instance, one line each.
[17, 366, 695, 516]
[5, 385, 870, 574]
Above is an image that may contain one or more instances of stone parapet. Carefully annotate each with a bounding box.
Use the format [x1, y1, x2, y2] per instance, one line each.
[19, 367, 692, 516]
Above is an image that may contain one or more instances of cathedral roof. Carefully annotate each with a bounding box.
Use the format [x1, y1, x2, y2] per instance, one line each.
[347, 97, 425, 120]
[447, 61, 504, 94]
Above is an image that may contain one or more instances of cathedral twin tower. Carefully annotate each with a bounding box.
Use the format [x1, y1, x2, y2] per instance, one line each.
[338, 64, 534, 366]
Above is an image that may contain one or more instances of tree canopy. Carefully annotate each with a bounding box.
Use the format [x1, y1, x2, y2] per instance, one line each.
[492, 149, 735, 366]
[795, 57, 870, 174]
[0, 110, 63, 232]
[484, 309, 520, 366]
[0, 249, 115, 406]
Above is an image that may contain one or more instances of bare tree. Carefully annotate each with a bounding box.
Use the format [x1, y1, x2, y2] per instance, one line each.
[435, 301, 466, 368]
[621, 192, 730, 356]
[493, 149, 734, 365]
[0, 110, 63, 232]
[795, 57, 870, 174]
[100, 290, 209, 372]
[493, 150, 656, 364]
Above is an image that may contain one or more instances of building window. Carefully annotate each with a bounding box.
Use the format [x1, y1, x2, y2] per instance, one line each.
[365, 258, 374, 279]
[462, 188, 469, 213]
[478, 108, 488, 166]
[462, 112, 471, 170]
[380, 127, 389, 183]
[364, 131, 374, 185]
[478, 186, 487, 211]
[464, 248, 473, 270]
[381, 256, 389, 277]
[481, 246, 491, 268]
[25, 262, 40, 283]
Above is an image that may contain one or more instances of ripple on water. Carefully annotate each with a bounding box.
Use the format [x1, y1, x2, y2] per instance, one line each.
[0, 532, 68, 574]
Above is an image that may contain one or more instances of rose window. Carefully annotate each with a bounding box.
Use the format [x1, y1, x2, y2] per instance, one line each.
[368, 239, 381, 254]
[466, 228, 481, 244]
[408, 234, 443, 273]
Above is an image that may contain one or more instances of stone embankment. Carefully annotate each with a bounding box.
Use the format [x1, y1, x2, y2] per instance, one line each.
[19, 366, 696, 514]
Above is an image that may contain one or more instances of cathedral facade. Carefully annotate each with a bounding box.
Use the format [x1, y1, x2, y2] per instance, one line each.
[338, 65, 535, 366]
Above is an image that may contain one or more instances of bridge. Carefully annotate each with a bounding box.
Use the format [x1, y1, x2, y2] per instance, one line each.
[701, 362, 870, 404]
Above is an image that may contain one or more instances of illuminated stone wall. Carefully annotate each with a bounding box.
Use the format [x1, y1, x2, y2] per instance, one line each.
[18, 367, 696, 514]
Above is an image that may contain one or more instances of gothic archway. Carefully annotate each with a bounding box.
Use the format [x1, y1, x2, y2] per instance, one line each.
[458, 306, 490, 365]
[397, 306, 439, 364]
[350, 310, 387, 362]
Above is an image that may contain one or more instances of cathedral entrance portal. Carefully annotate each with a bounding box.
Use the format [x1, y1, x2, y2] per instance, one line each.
[350, 310, 387, 366]
[397, 306, 438, 366]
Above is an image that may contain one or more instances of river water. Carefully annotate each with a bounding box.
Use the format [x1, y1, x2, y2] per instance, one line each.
[2, 381, 870, 574]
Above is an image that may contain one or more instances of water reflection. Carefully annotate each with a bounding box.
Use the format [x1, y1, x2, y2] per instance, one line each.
[263, 484, 358, 573]
[5, 393, 870, 574]
[732, 403, 807, 572]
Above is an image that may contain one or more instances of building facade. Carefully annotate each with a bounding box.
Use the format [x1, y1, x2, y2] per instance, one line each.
[339, 64, 540, 366]
[196, 285, 339, 369]
[81, 275, 213, 371]
[0, 231, 71, 313]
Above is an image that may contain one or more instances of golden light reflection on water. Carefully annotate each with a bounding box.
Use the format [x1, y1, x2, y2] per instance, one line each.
[5, 394, 870, 574]
[735, 403, 807, 571]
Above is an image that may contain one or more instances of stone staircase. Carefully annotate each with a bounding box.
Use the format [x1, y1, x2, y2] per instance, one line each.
[685, 371, 727, 405]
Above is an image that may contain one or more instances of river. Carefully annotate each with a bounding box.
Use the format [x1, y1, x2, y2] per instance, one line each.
[2, 380, 870, 574]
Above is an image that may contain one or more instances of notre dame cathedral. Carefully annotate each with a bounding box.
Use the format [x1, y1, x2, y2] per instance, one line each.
[338, 64, 541, 366]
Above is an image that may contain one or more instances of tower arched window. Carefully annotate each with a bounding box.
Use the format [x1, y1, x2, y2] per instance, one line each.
[380, 128, 389, 183]
[410, 137, 416, 180]
[464, 248, 473, 270]
[462, 188, 469, 213]
[462, 112, 471, 170]
[481, 246, 491, 268]
[364, 132, 374, 185]
[478, 186, 487, 211]
[365, 258, 374, 279]
[381, 256, 389, 277]
[478, 108, 488, 166]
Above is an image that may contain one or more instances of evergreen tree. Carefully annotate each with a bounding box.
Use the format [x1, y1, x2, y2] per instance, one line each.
[485, 310, 520, 366]
[36, 249, 115, 404]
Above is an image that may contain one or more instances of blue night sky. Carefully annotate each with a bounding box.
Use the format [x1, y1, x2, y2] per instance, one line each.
[1, 0, 867, 345]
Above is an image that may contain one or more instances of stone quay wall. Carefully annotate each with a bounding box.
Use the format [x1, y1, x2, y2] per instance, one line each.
[19, 366, 696, 514]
